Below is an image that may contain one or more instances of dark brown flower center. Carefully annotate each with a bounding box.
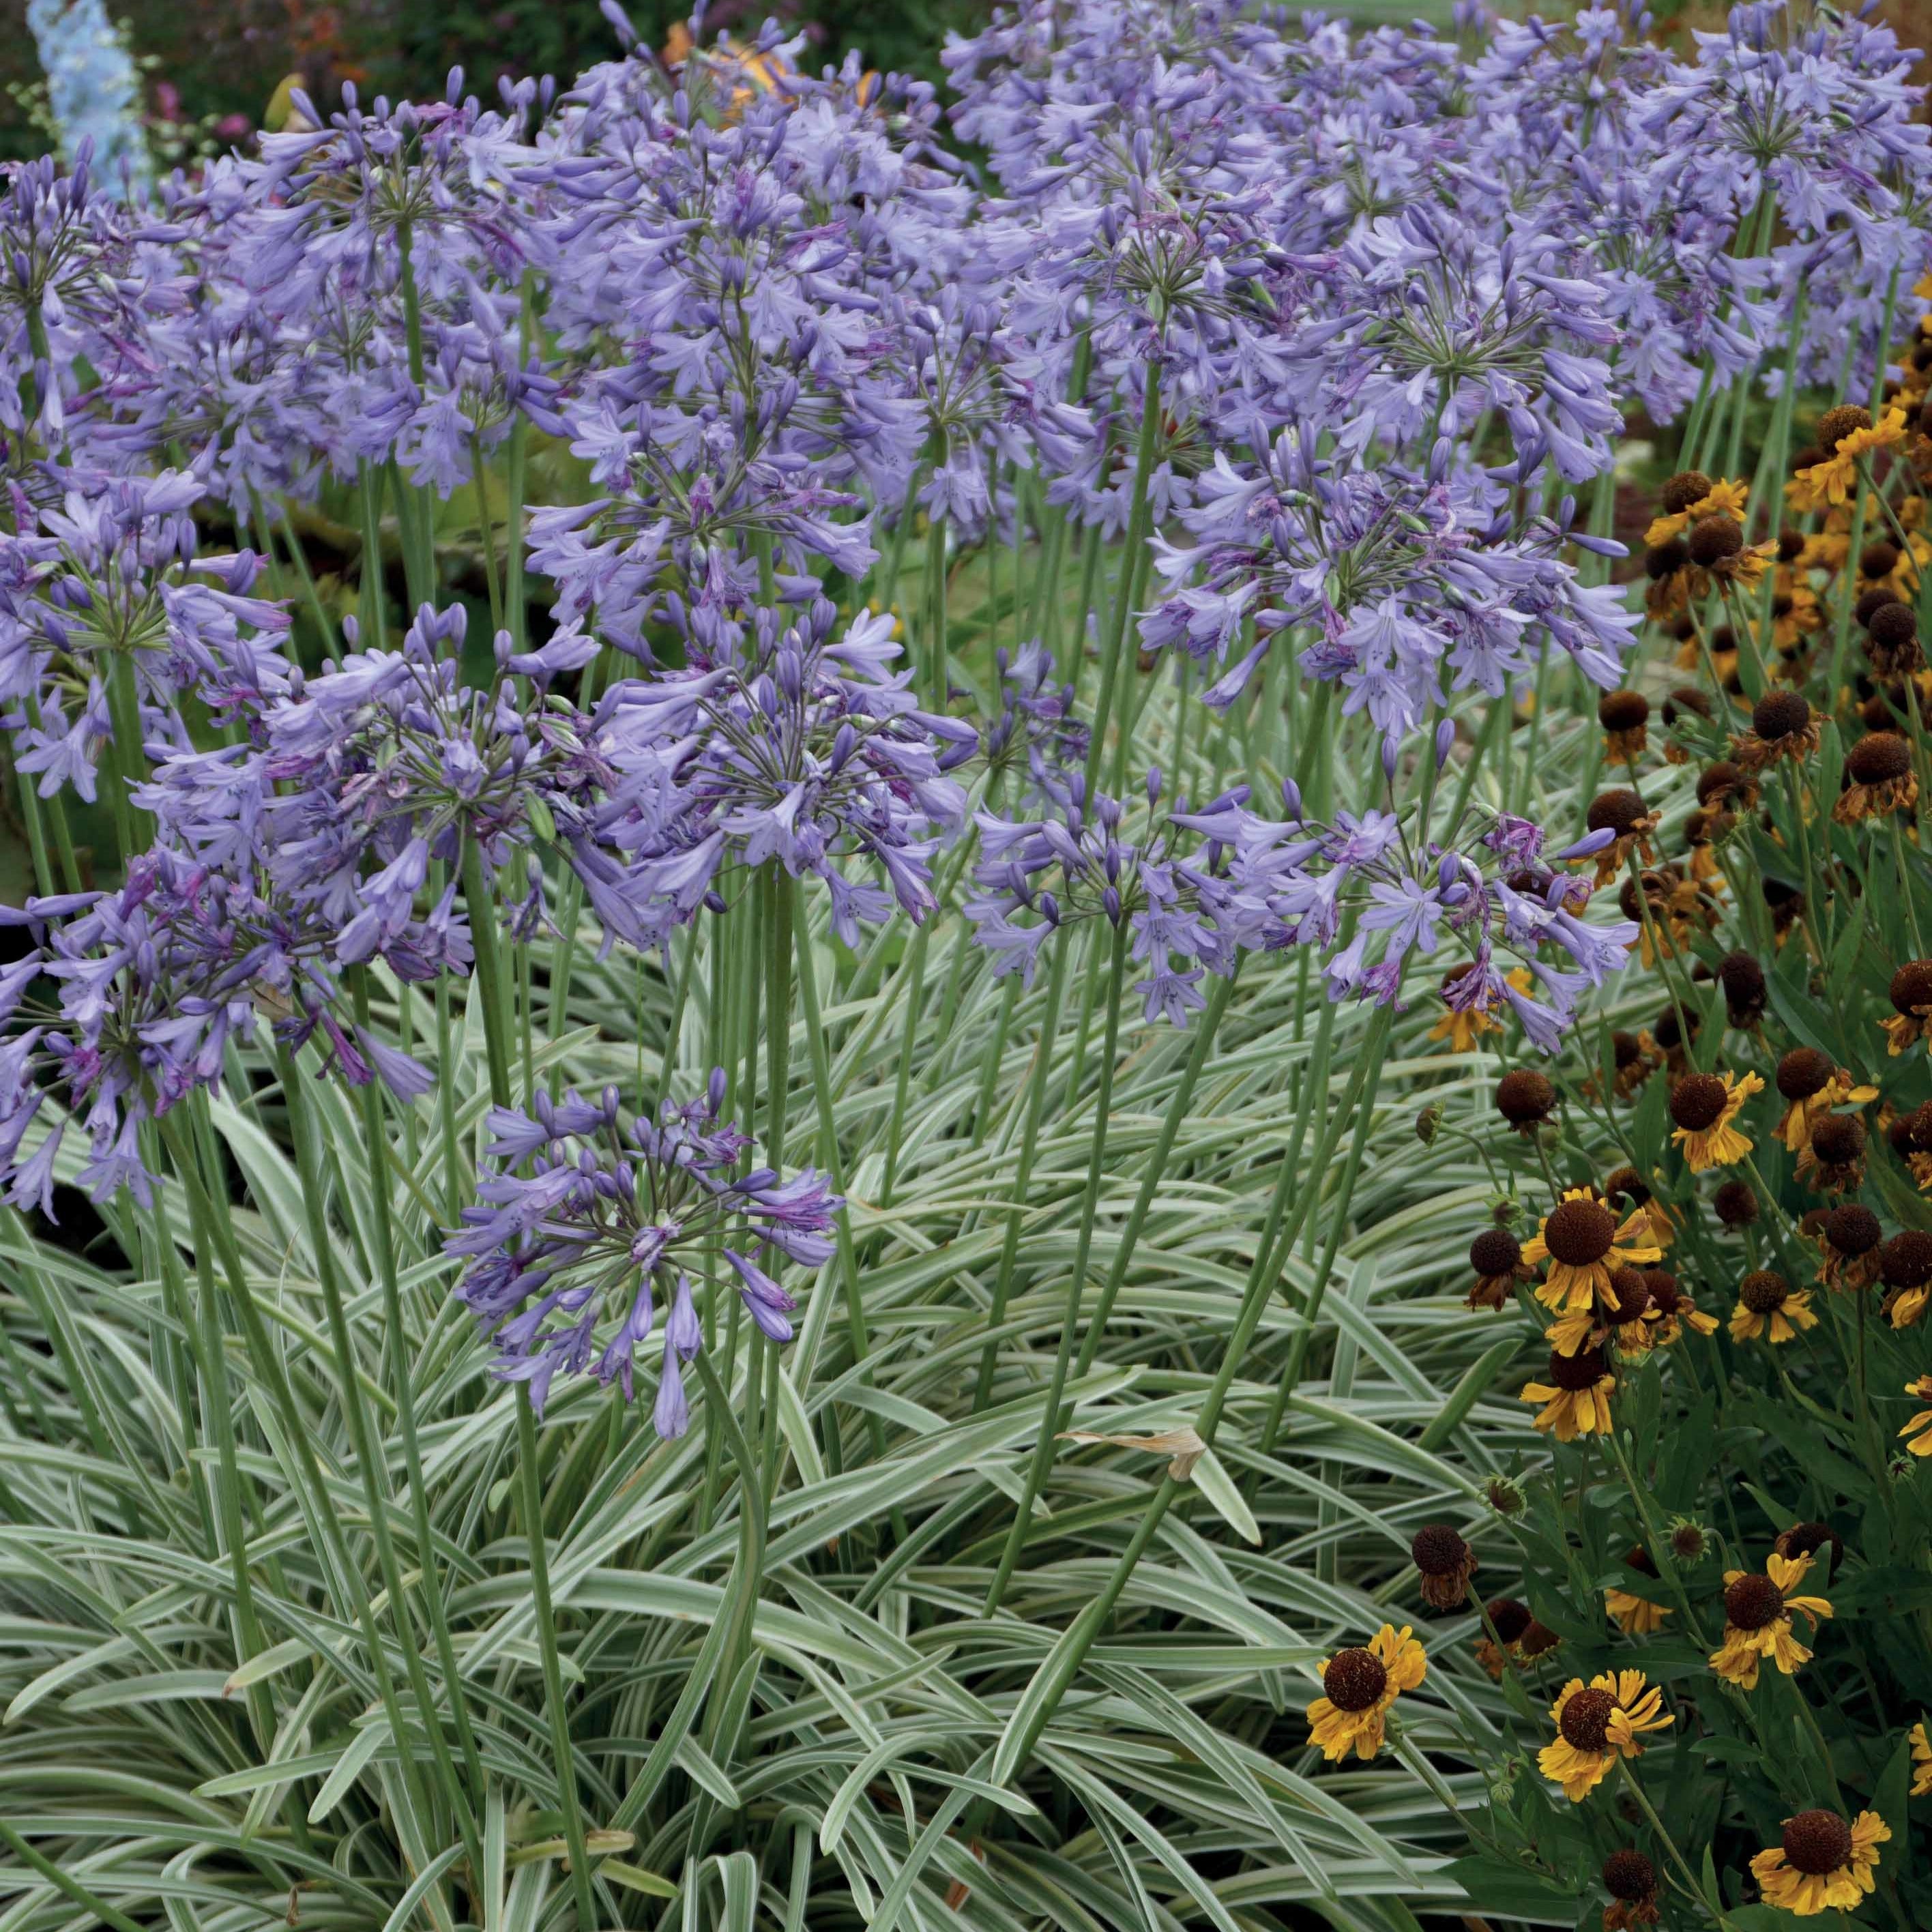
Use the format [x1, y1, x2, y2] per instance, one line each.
[1410, 1523, 1469, 1576]
[1643, 1270, 1682, 1315]
[1496, 1068, 1555, 1124]
[1485, 1596, 1532, 1643]
[1752, 690, 1811, 742]
[1862, 539, 1900, 578]
[1825, 1205, 1882, 1256]
[1558, 1686, 1617, 1752]
[1545, 1199, 1618, 1267]
[1322, 1647, 1388, 1713]
[1781, 1809, 1853, 1877]
[1810, 1115, 1864, 1166]
[1688, 514, 1743, 566]
[1658, 470, 1713, 514]
[1714, 1179, 1759, 1226]
[1848, 731, 1912, 785]
[1775, 1521, 1841, 1569]
[1775, 1047, 1834, 1100]
[1586, 787, 1649, 835]
[1603, 1849, 1657, 1902]
[1817, 403, 1871, 453]
[1697, 761, 1745, 805]
[1598, 690, 1650, 731]
[1724, 1572, 1786, 1631]
[1890, 958, 1932, 1015]
[1669, 1074, 1730, 1132]
[1518, 1619, 1560, 1658]
[1738, 1270, 1789, 1315]
[1664, 684, 1713, 724]
[1604, 1268, 1652, 1325]
[1469, 1228, 1522, 1276]
[1623, 1543, 1658, 1579]
[1869, 601, 1920, 651]
[1881, 1230, 1932, 1290]
[1548, 1345, 1609, 1392]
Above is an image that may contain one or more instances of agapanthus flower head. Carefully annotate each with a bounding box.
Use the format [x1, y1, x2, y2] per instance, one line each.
[0, 471, 290, 803]
[967, 767, 1248, 1024]
[592, 600, 971, 948]
[448, 1071, 841, 1421]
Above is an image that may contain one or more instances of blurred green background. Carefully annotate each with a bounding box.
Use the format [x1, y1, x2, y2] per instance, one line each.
[0, 0, 995, 160]
[3, 3, 1921, 172]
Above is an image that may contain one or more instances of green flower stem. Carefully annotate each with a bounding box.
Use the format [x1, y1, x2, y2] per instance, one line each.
[1085, 361, 1163, 794]
[514, 1386, 602, 1932]
[1072, 963, 1240, 1379]
[1618, 1759, 1741, 1932]
[984, 917, 1130, 1616]
[157, 1110, 452, 1922]
[1258, 1010, 1391, 1457]
[971, 931, 1074, 1413]
[276, 1042, 484, 1882]
[357, 462, 390, 650]
[460, 833, 517, 1111]
[350, 969, 487, 1810]
[878, 918, 931, 1210]
[993, 1001, 1384, 1784]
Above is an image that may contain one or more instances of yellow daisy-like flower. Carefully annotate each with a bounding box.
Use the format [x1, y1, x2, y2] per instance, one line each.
[1536, 1669, 1673, 1802]
[1912, 1719, 1932, 1798]
[1898, 1375, 1932, 1457]
[1882, 959, 1932, 1057]
[1749, 1809, 1889, 1917]
[1727, 1270, 1818, 1345]
[1642, 1270, 1719, 1345]
[1521, 1343, 1616, 1441]
[1520, 1187, 1664, 1317]
[1773, 1053, 1878, 1153]
[1304, 1623, 1426, 1762]
[1645, 475, 1749, 546]
[1667, 1069, 1763, 1171]
[1708, 1552, 1832, 1689]
[1605, 1545, 1670, 1635]
[1789, 406, 1907, 512]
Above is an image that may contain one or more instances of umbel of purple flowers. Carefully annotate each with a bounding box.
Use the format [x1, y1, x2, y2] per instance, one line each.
[446, 1072, 842, 1430]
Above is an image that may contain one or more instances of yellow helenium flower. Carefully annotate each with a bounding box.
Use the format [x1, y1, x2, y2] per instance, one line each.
[1913, 1719, 1932, 1798]
[1789, 407, 1907, 512]
[1668, 1069, 1763, 1171]
[1520, 1188, 1663, 1317]
[1644, 475, 1748, 546]
[1520, 1343, 1615, 1441]
[1304, 1623, 1426, 1762]
[1605, 1545, 1669, 1634]
[1708, 1552, 1832, 1689]
[1748, 1809, 1888, 1917]
[1727, 1270, 1818, 1345]
[1536, 1669, 1672, 1802]
[1898, 1375, 1932, 1456]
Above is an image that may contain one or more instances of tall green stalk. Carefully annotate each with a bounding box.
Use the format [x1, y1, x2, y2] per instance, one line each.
[984, 917, 1128, 1614]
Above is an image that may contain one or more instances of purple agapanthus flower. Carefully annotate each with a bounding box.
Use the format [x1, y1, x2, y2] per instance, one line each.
[446, 1070, 842, 1423]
